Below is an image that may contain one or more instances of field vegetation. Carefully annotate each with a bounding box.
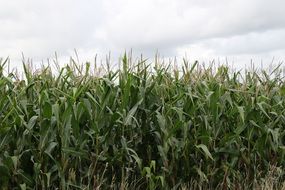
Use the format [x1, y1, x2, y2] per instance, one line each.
[0, 54, 285, 189]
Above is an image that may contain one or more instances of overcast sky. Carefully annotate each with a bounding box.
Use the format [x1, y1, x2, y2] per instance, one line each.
[1, 0, 285, 69]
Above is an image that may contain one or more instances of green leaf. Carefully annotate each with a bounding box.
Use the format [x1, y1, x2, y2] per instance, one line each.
[20, 183, 26, 190]
[196, 144, 214, 160]
[43, 102, 52, 119]
[234, 124, 246, 135]
[27, 116, 38, 130]
[44, 142, 58, 154]
[257, 102, 271, 120]
[124, 99, 143, 125]
[236, 106, 245, 123]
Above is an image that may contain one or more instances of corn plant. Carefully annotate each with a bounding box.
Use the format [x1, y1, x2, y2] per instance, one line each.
[0, 54, 285, 189]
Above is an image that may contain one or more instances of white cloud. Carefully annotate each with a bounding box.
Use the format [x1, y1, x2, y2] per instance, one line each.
[0, 0, 285, 69]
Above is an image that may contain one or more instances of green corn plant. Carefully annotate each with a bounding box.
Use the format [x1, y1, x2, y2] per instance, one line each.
[0, 54, 285, 189]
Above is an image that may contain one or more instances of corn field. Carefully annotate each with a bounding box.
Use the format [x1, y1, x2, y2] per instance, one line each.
[0, 54, 285, 189]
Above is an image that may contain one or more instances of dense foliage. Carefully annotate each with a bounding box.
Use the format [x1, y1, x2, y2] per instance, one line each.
[0, 55, 285, 189]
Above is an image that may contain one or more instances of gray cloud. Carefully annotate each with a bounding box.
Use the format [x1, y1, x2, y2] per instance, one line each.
[99, 0, 285, 51]
[0, 0, 285, 67]
[194, 28, 285, 55]
[0, 0, 103, 59]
